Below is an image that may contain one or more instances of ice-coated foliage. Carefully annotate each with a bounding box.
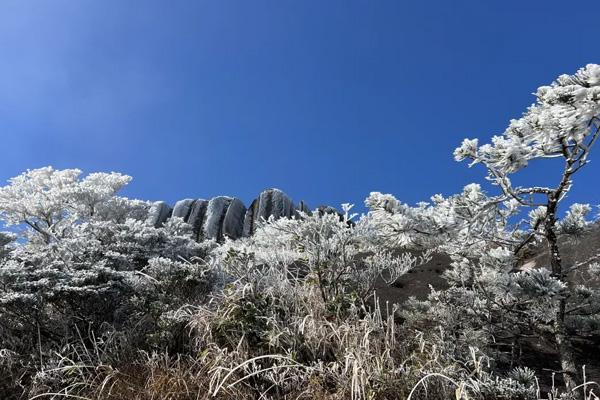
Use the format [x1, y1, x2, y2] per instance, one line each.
[558, 203, 592, 236]
[0, 167, 217, 398]
[0, 167, 140, 242]
[373, 64, 600, 397]
[0, 231, 14, 261]
[454, 63, 600, 202]
[218, 205, 425, 305]
[2, 64, 600, 400]
[190, 208, 503, 400]
[365, 183, 518, 259]
[455, 64, 600, 170]
[454, 65, 600, 396]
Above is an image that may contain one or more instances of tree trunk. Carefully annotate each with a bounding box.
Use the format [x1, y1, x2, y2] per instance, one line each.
[545, 196, 581, 398]
[555, 299, 581, 397]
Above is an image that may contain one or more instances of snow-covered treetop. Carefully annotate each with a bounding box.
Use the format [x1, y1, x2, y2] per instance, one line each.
[367, 65, 600, 254]
[365, 183, 518, 255]
[454, 64, 600, 197]
[0, 166, 139, 241]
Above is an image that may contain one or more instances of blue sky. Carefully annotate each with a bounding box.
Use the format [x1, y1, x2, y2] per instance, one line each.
[1, 1, 599, 213]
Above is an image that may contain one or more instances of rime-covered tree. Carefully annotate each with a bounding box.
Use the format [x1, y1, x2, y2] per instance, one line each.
[366, 64, 600, 397]
[453, 64, 600, 393]
[0, 167, 215, 368]
[0, 167, 151, 243]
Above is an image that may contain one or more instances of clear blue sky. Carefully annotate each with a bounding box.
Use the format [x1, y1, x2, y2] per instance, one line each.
[1, 1, 599, 213]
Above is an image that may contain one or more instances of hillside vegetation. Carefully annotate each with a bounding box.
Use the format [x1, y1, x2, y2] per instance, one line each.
[1, 65, 600, 400]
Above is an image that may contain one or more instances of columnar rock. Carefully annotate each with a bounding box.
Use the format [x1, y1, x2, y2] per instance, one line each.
[156, 189, 337, 242]
[203, 196, 232, 241]
[172, 198, 195, 220]
[258, 188, 294, 220]
[295, 200, 311, 216]
[186, 199, 209, 240]
[242, 200, 257, 237]
[243, 188, 295, 236]
[169, 196, 246, 242]
[222, 198, 246, 240]
[146, 201, 172, 227]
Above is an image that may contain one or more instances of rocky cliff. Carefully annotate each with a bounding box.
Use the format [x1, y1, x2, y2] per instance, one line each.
[145, 188, 336, 242]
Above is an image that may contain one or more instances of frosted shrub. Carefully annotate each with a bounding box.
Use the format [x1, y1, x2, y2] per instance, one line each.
[220, 206, 425, 306]
[187, 209, 435, 399]
[0, 168, 217, 395]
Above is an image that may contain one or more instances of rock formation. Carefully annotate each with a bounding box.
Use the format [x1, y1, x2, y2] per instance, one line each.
[203, 196, 232, 240]
[148, 188, 331, 243]
[172, 199, 195, 220]
[243, 188, 295, 237]
[146, 201, 172, 227]
[295, 200, 311, 216]
[187, 199, 209, 240]
[222, 198, 246, 240]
